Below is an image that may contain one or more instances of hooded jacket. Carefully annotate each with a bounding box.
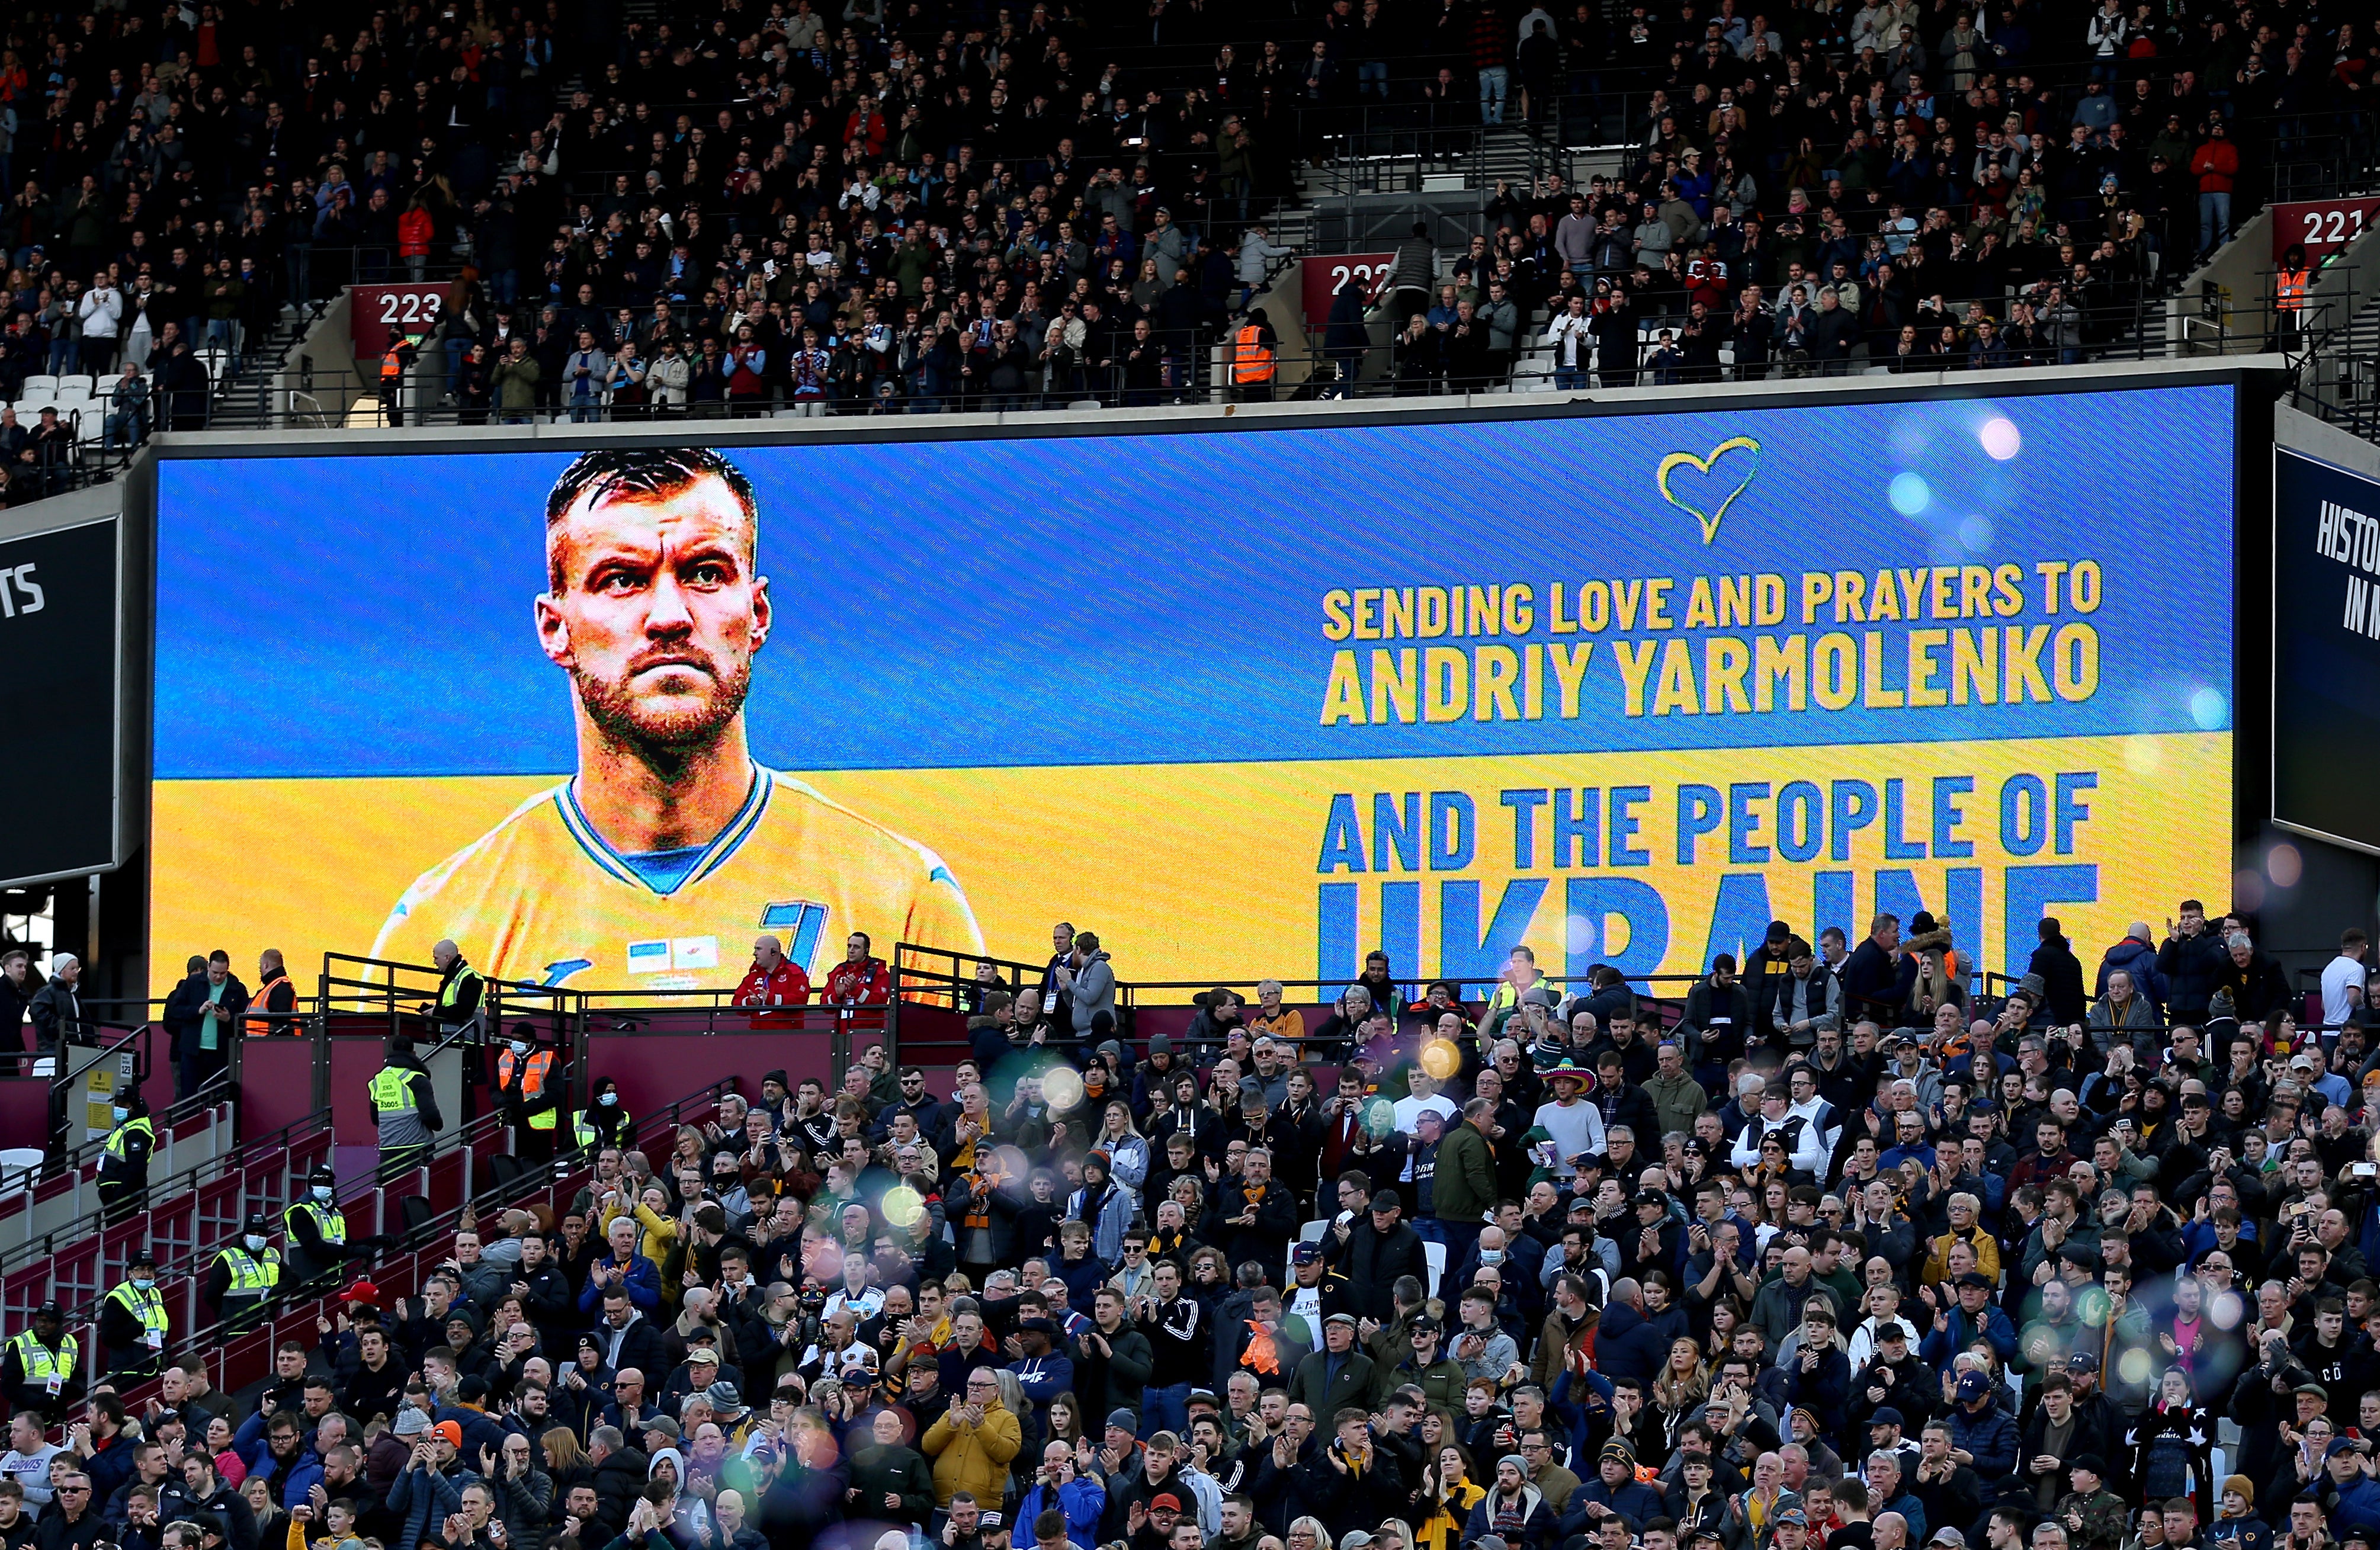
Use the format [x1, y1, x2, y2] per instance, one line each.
[2095, 936, 2169, 1012]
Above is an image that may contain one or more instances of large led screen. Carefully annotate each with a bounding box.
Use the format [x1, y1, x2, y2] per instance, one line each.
[149, 385, 2238, 997]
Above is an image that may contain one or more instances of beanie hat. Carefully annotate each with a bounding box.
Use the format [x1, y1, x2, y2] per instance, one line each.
[2224, 1475, 2254, 1505]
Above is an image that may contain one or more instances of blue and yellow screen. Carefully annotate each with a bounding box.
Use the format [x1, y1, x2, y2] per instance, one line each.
[149, 385, 2237, 997]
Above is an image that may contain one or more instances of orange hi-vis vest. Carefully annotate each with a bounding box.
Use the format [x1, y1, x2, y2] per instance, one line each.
[1233, 323, 1276, 383]
[498, 1047, 556, 1129]
[2278, 267, 2310, 321]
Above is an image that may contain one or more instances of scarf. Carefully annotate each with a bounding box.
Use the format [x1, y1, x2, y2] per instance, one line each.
[961, 1161, 1003, 1232]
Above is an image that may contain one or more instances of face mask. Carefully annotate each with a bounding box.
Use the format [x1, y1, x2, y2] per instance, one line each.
[599, 1092, 618, 1107]
[132, 1278, 155, 1292]
[112, 1106, 129, 1123]
[1480, 1250, 1506, 1265]
[510, 1041, 530, 1055]
[245, 1234, 268, 1252]
[313, 1186, 333, 1202]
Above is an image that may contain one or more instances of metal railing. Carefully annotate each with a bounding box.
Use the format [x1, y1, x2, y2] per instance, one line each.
[18, 1074, 740, 1440]
[0, 1103, 328, 1278]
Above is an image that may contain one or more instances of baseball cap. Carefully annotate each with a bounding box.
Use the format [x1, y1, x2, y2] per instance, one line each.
[1292, 1243, 1323, 1265]
[1955, 1272, 1993, 1290]
[1870, 1407, 1904, 1427]
[2067, 1352, 2100, 1373]
[1956, 1371, 1991, 1400]
[1150, 1494, 1183, 1513]
[1410, 1313, 1442, 1333]
[1776, 1511, 1808, 1528]
[687, 1347, 720, 1365]
[1371, 1190, 1402, 1212]
[1929, 1531, 1966, 1548]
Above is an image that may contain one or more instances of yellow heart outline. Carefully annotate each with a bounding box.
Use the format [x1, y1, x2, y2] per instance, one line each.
[1655, 435, 1764, 545]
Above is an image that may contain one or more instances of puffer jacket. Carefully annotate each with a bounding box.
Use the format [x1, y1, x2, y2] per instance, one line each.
[922, 1397, 1022, 1507]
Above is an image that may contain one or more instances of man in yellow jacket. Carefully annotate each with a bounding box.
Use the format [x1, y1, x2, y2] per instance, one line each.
[922, 1368, 1021, 1507]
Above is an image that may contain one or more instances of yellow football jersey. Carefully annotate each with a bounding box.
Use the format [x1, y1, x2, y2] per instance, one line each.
[370, 763, 983, 989]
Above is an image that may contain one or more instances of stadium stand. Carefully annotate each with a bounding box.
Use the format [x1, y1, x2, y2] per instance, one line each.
[4, 917, 2380, 1550]
[0, 0, 2361, 468]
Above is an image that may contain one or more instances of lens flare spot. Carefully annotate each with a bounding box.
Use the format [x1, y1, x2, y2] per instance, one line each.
[1420, 1038, 1462, 1081]
[1889, 473, 1932, 515]
[1979, 417, 2022, 460]
[1040, 1066, 1085, 1111]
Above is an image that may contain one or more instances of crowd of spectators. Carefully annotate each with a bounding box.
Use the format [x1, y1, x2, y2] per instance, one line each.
[0, 0, 2355, 428]
[11, 905, 2380, 1550]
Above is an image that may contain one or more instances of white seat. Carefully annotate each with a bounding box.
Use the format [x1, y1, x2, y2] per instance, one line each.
[56, 373, 93, 397]
[1424, 1240, 1447, 1298]
[0, 1147, 41, 1192]
[1300, 1218, 1332, 1244]
[19, 374, 56, 401]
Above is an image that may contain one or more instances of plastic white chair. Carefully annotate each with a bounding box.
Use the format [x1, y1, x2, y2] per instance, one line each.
[18, 374, 57, 403]
[1424, 1240, 1447, 1298]
[0, 1148, 41, 1193]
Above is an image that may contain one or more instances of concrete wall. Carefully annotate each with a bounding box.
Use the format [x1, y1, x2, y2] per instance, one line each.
[270, 290, 363, 428]
[2172, 210, 2274, 353]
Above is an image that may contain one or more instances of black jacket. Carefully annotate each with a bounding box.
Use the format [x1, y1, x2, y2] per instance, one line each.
[1840, 940, 1914, 1021]
[26, 974, 81, 1048]
[2218, 948, 2294, 1023]
[1200, 1178, 1300, 1267]
[1334, 1218, 1429, 1319]
[2028, 937, 2089, 1026]
[0, 969, 34, 1052]
[2156, 930, 2229, 1019]
[588, 1445, 651, 1538]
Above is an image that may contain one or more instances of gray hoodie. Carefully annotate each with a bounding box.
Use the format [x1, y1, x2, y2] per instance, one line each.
[1069, 951, 1118, 1034]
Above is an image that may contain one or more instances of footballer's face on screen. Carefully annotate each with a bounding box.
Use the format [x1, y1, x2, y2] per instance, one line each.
[537, 471, 771, 753]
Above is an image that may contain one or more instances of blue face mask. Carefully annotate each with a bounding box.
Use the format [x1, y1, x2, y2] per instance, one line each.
[112, 1106, 129, 1123]
[313, 1186, 334, 1202]
[598, 1092, 618, 1106]
[131, 1278, 155, 1292]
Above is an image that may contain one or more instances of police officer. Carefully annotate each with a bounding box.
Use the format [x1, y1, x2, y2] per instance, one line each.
[284, 1165, 357, 1288]
[98, 1249, 169, 1381]
[368, 1031, 443, 1180]
[96, 1088, 155, 1224]
[206, 1212, 283, 1331]
[495, 1023, 558, 1164]
[418, 938, 485, 1042]
[0, 1300, 82, 1413]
